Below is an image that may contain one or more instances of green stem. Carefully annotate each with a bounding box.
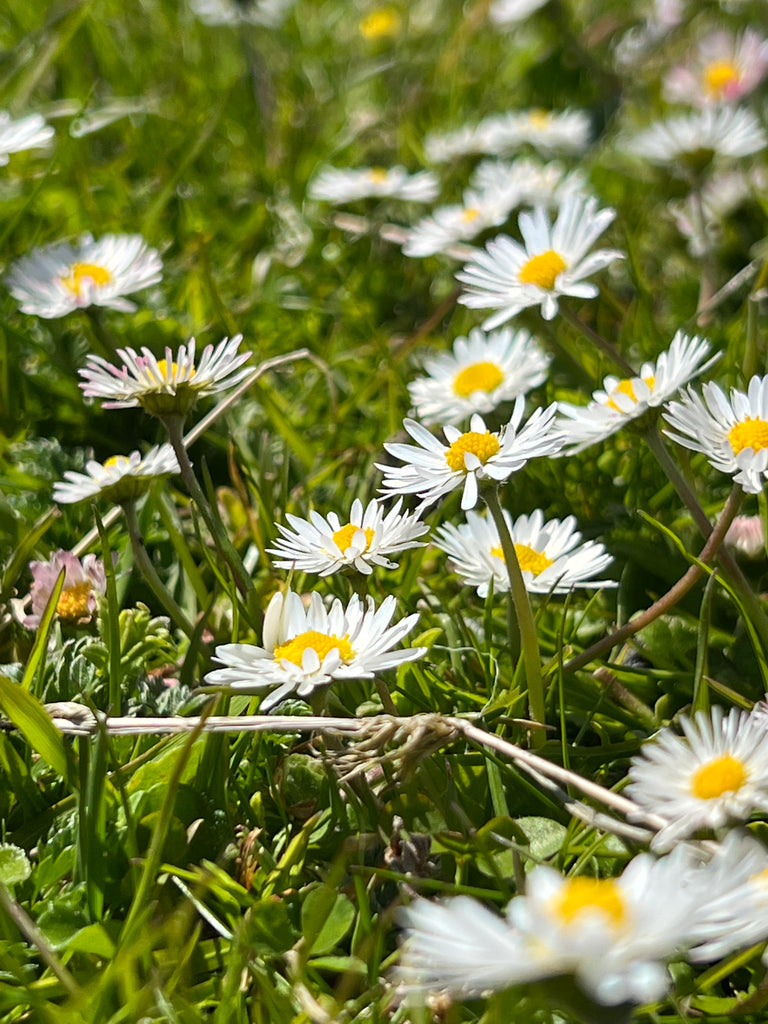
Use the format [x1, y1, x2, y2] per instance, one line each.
[558, 302, 635, 376]
[162, 414, 252, 598]
[483, 487, 546, 745]
[122, 499, 196, 639]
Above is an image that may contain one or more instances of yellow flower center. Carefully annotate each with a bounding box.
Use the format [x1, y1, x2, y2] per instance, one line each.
[703, 60, 740, 96]
[461, 207, 481, 223]
[528, 109, 552, 130]
[103, 455, 131, 471]
[518, 249, 567, 289]
[56, 581, 92, 621]
[367, 167, 389, 184]
[728, 418, 768, 456]
[61, 262, 112, 297]
[552, 877, 626, 928]
[605, 375, 655, 412]
[359, 7, 401, 39]
[445, 431, 501, 472]
[333, 524, 375, 552]
[273, 630, 354, 667]
[691, 753, 747, 800]
[453, 361, 504, 397]
[491, 543, 554, 575]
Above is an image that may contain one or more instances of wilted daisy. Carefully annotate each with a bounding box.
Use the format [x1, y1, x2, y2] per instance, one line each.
[308, 165, 439, 204]
[622, 107, 767, 172]
[206, 589, 425, 710]
[663, 29, 768, 107]
[667, 168, 760, 256]
[626, 705, 768, 851]
[664, 376, 768, 493]
[724, 514, 765, 559]
[22, 551, 106, 629]
[0, 111, 54, 165]
[457, 195, 622, 329]
[53, 444, 180, 505]
[489, 0, 549, 27]
[402, 190, 512, 258]
[470, 158, 587, 211]
[557, 331, 717, 453]
[267, 497, 428, 576]
[408, 327, 550, 425]
[435, 509, 614, 597]
[398, 843, 705, 1006]
[78, 335, 251, 416]
[6, 233, 162, 318]
[377, 401, 563, 511]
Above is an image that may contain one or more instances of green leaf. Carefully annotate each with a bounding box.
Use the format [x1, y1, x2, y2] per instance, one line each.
[301, 885, 355, 955]
[0, 844, 31, 887]
[0, 676, 73, 783]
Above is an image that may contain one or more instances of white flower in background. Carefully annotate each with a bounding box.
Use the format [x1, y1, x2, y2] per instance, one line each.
[489, 0, 548, 27]
[398, 844, 706, 1006]
[22, 551, 107, 629]
[457, 195, 622, 329]
[268, 498, 428, 576]
[626, 706, 768, 851]
[480, 108, 592, 156]
[0, 111, 54, 165]
[308, 165, 439, 204]
[377, 401, 563, 511]
[206, 589, 425, 710]
[664, 376, 768, 493]
[6, 233, 162, 318]
[663, 29, 768, 106]
[557, 332, 717, 453]
[78, 335, 251, 416]
[668, 168, 761, 256]
[724, 514, 765, 559]
[402, 190, 512, 258]
[614, 0, 686, 68]
[622, 108, 767, 171]
[408, 326, 550, 425]
[470, 158, 588, 211]
[189, 0, 294, 27]
[53, 445, 180, 505]
[435, 509, 614, 597]
[424, 123, 503, 164]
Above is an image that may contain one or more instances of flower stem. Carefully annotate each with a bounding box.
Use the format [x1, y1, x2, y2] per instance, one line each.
[483, 487, 546, 745]
[559, 302, 635, 377]
[162, 414, 252, 598]
[122, 499, 196, 639]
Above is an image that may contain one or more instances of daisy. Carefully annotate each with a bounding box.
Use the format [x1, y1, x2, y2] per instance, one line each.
[78, 335, 251, 417]
[398, 843, 706, 1006]
[435, 508, 614, 597]
[626, 705, 768, 851]
[667, 167, 761, 257]
[377, 401, 563, 511]
[401, 190, 513, 258]
[267, 497, 428, 576]
[480, 108, 592, 157]
[308, 165, 439, 204]
[663, 376, 768, 493]
[663, 29, 768, 107]
[0, 111, 54, 165]
[407, 326, 551, 425]
[457, 194, 622, 329]
[489, 0, 549, 27]
[22, 551, 106, 629]
[622, 108, 767, 172]
[470, 158, 588, 211]
[189, 0, 294, 27]
[724, 514, 765, 559]
[53, 444, 180, 506]
[6, 233, 162, 319]
[205, 588, 425, 710]
[557, 331, 717, 453]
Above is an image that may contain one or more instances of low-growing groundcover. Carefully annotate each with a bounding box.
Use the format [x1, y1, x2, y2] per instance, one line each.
[3, 1, 768, 1021]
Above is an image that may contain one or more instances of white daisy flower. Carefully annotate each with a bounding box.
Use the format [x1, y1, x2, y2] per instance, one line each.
[489, 0, 549, 27]
[205, 589, 426, 710]
[189, 0, 294, 27]
[663, 376, 768, 494]
[267, 497, 428, 576]
[480, 108, 592, 157]
[626, 706, 768, 851]
[622, 107, 767, 171]
[0, 111, 54, 165]
[78, 335, 251, 416]
[663, 29, 768, 107]
[401, 190, 512, 258]
[457, 194, 622, 329]
[6, 233, 162, 319]
[398, 844, 705, 1006]
[377, 401, 563, 511]
[308, 165, 439, 204]
[424, 123, 503, 164]
[470, 158, 588, 211]
[435, 508, 615, 598]
[408, 326, 551, 425]
[557, 331, 717, 454]
[53, 444, 180, 505]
